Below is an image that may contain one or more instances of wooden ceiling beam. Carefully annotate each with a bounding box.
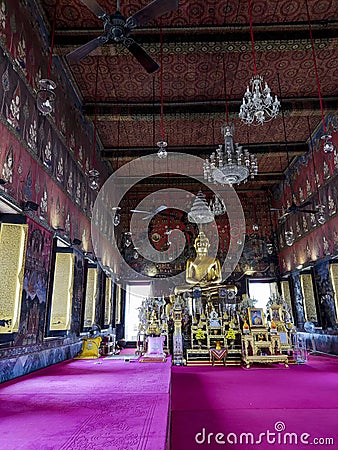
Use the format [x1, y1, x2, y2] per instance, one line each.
[54, 20, 338, 47]
[84, 96, 338, 117]
[101, 142, 307, 158]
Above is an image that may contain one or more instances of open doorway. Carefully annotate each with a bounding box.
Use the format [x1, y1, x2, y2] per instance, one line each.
[248, 281, 278, 311]
[124, 282, 152, 342]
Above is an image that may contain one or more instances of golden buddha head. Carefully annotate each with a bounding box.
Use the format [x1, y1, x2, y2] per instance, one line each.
[194, 232, 210, 255]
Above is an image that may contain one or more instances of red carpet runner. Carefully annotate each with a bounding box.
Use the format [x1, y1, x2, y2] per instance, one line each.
[0, 357, 171, 450]
[171, 355, 338, 449]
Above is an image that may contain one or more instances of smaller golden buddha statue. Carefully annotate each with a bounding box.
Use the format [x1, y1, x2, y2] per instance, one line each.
[146, 310, 160, 336]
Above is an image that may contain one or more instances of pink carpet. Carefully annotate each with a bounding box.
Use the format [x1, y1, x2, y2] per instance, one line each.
[0, 357, 171, 450]
[171, 355, 338, 450]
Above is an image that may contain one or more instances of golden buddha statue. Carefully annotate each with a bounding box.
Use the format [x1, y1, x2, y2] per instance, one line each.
[186, 231, 222, 285]
[175, 231, 236, 298]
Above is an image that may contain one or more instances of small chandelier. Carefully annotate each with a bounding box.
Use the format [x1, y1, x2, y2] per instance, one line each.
[321, 134, 334, 153]
[157, 140, 168, 159]
[209, 194, 226, 216]
[203, 124, 258, 185]
[284, 230, 294, 247]
[87, 168, 100, 191]
[37, 79, 56, 116]
[239, 75, 280, 125]
[188, 190, 214, 224]
[239, 0, 279, 125]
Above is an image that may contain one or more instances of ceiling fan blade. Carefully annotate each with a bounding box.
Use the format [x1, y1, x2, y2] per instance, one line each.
[300, 200, 312, 207]
[301, 209, 319, 214]
[123, 38, 159, 73]
[80, 0, 106, 18]
[154, 205, 168, 213]
[142, 214, 155, 220]
[130, 209, 153, 214]
[126, 0, 178, 29]
[270, 208, 284, 211]
[67, 36, 106, 62]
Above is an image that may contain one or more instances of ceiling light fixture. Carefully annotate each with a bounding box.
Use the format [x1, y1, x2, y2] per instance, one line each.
[157, 24, 167, 159]
[209, 194, 226, 216]
[188, 190, 214, 224]
[87, 59, 100, 191]
[203, 123, 258, 185]
[305, 0, 335, 153]
[37, 1, 58, 115]
[239, 0, 280, 125]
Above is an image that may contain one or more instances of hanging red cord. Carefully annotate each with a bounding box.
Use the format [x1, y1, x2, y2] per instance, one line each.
[307, 116, 321, 204]
[47, 0, 59, 79]
[248, 0, 257, 76]
[92, 59, 100, 167]
[222, 54, 229, 123]
[159, 23, 165, 141]
[305, 0, 326, 133]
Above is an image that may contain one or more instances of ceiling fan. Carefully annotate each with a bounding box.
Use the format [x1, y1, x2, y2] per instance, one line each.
[271, 200, 318, 223]
[67, 0, 178, 73]
[130, 205, 175, 220]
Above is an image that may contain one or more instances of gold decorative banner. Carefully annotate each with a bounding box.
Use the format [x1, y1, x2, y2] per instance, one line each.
[115, 284, 121, 325]
[329, 264, 338, 323]
[83, 267, 98, 328]
[0, 223, 28, 333]
[104, 277, 112, 327]
[300, 274, 318, 323]
[50, 252, 74, 331]
[281, 280, 292, 314]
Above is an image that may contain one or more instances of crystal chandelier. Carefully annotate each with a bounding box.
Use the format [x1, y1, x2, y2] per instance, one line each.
[203, 124, 258, 185]
[239, 0, 279, 125]
[188, 190, 214, 224]
[209, 194, 226, 216]
[239, 75, 280, 125]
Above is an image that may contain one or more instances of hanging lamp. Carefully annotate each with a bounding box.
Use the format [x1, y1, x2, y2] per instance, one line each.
[157, 23, 167, 159]
[239, 0, 280, 125]
[37, 0, 58, 115]
[305, 0, 335, 153]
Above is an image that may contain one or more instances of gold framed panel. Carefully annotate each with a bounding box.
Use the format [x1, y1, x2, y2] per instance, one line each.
[50, 252, 75, 331]
[0, 223, 28, 333]
[83, 267, 98, 328]
[115, 284, 121, 325]
[329, 263, 338, 323]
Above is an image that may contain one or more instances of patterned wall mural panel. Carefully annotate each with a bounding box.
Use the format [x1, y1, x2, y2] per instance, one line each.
[313, 260, 337, 330]
[0, 0, 110, 250]
[15, 218, 52, 345]
[275, 118, 338, 273]
[70, 252, 86, 336]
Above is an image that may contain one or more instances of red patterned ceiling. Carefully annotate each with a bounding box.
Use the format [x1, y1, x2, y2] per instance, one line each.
[38, 0, 338, 188]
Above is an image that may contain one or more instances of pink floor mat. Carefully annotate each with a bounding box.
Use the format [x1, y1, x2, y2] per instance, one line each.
[0, 358, 172, 450]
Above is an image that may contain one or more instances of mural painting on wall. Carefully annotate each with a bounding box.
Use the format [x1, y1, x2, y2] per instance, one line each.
[15, 219, 53, 345]
[291, 273, 305, 328]
[0, 3, 107, 218]
[276, 119, 338, 273]
[313, 261, 337, 330]
[70, 253, 85, 336]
